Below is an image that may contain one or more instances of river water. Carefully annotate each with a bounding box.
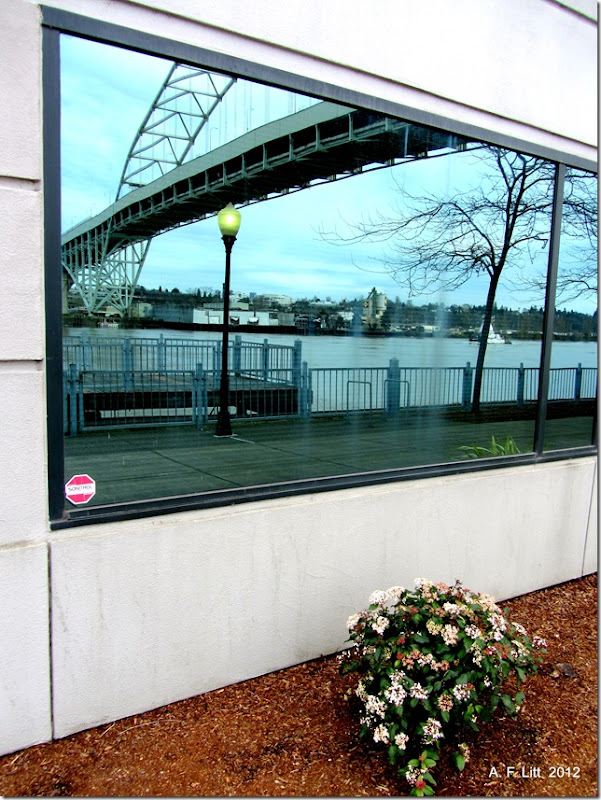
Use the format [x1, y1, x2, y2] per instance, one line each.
[66, 327, 598, 370]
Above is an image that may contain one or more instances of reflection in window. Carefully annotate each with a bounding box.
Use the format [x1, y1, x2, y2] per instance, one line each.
[59, 36, 597, 512]
[544, 168, 598, 450]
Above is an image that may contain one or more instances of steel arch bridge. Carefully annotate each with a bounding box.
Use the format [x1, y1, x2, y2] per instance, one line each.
[62, 64, 471, 316]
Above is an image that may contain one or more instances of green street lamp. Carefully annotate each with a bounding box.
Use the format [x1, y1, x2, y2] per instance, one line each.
[215, 203, 242, 437]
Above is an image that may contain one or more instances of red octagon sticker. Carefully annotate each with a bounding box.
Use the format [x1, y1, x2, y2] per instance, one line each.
[65, 474, 96, 506]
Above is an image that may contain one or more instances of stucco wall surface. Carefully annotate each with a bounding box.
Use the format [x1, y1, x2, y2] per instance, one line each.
[0, 544, 51, 754]
[50, 458, 597, 739]
[37, 0, 597, 163]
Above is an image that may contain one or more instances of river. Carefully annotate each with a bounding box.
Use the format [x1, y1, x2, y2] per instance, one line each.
[65, 327, 598, 370]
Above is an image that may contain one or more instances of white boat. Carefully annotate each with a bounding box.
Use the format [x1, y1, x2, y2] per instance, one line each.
[470, 320, 507, 344]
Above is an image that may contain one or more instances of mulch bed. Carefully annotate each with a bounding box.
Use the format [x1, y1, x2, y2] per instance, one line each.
[0, 573, 596, 796]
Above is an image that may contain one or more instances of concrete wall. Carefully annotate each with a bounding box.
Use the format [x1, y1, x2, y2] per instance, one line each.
[49, 458, 597, 739]
[0, 0, 596, 755]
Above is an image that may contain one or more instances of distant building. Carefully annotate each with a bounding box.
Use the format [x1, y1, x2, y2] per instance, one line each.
[361, 287, 388, 329]
[257, 293, 293, 307]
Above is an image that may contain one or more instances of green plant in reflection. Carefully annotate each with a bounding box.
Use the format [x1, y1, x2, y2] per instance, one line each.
[458, 435, 522, 458]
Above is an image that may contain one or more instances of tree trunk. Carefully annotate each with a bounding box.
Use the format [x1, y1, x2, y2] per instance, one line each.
[471, 273, 500, 413]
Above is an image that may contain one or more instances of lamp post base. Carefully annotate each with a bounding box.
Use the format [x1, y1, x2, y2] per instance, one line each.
[215, 409, 233, 437]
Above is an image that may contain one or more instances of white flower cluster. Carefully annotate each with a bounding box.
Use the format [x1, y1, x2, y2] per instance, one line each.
[490, 612, 507, 634]
[387, 585, 406, 602]
[373, 723, 390, 744]
[372, 615, 390, 635]
[441, 624, 459, 646]
[452, 683, 472, 702]
[409, 682, 429, 700]
[369, 589, 389, 607]
[405, 764, 426, 786]
[422, 717, 444, 744]
[346, 613, 362, 632]
[470, 641, 483, 666]
[443, 602, 462, 617]
[465, 624, 483, 639]
[394, 731, 409, 750]
[355, 678, 369, 703]
[365, 694, 386, 718]
[384, 670, 407, 707]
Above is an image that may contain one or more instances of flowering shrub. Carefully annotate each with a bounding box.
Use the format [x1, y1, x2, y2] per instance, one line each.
[341, 579, 546, 796]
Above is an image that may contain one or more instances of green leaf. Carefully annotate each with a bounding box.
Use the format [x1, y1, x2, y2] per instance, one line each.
[441, 710, 450, 723]
[424, 772, 437, 785]
[501, 694, 516, 714]
[515, 691, 525, 705]
[516, 666, 526, 682]
[423, 785, 435, 796]
[413, 633, 429, 643]
[453, 753, 466, 771]
[388, 744, 399, 765]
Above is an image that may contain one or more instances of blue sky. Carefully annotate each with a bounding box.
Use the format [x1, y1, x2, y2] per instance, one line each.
[60, 35, 596, 314]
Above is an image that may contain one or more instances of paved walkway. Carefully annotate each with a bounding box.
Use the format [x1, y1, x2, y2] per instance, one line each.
[64, 412, 594, 508]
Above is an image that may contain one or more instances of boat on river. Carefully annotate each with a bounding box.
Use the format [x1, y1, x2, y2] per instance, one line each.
[469, 321, 508, 344]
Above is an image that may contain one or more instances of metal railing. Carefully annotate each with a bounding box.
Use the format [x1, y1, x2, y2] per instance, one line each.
[63, 354, 597, 435]
[63, 334, 301, 376]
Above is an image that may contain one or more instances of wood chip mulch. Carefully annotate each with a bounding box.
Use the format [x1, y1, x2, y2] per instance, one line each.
[0, 573, 596, 797]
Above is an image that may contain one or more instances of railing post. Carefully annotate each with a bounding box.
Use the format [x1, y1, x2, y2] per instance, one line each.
[158, 334, 166, 372]
[386, 358, 401, 415]
[574, 362, 582, 402]
[124, 338, 133, 391]
[292, 339, 302, 392]
[68, 363, 78, 436]
[81, 331, 90, 371]
[262, 338, 269, 382]
[213, 341, 221, 373]
[462, 362, 473, 410]
[517, 363, 525, 407]
[299, 361, 310, 418]
[194, 363, 204, 429]
[233, 334, 242, 376]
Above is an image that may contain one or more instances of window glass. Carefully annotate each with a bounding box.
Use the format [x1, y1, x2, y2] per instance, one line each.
[544, 168, 597, 450]
[59, 36, 590, 513]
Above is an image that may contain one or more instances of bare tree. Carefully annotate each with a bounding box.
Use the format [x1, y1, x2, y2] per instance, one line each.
[321, 148, 596, 412]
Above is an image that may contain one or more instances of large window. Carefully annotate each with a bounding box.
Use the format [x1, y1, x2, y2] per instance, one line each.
[44, 19, 597, 525]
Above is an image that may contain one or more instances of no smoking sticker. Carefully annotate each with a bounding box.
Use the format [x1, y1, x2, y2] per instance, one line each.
[65, 474, 96, 505]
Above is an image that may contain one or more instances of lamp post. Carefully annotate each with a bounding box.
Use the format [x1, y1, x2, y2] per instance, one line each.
[215, 203, 241, 436]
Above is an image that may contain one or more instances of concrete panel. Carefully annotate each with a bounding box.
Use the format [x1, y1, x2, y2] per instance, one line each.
[121, 0, 597, 148]
[47, 0, 596, 164]
[0, 0, 41, 181]
[0, 370, 49, 545]
[582, 460, 598, 575]
[51, 458, 595, 738]
[0, 543, 51, 756]
[0, 186, 44, 361]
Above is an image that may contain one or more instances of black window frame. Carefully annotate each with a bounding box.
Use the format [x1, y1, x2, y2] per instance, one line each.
[42, 7, 598, 529]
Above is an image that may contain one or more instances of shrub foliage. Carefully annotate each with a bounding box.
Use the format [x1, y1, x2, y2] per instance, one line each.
[341, 579, 546, 795]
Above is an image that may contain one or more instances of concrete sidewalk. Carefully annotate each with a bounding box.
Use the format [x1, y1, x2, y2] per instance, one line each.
[63, 412, 592, 509]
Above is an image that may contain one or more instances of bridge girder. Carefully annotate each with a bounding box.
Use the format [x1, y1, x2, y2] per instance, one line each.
[65, 64, 235, 316]
[64, 74, 473, 317]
